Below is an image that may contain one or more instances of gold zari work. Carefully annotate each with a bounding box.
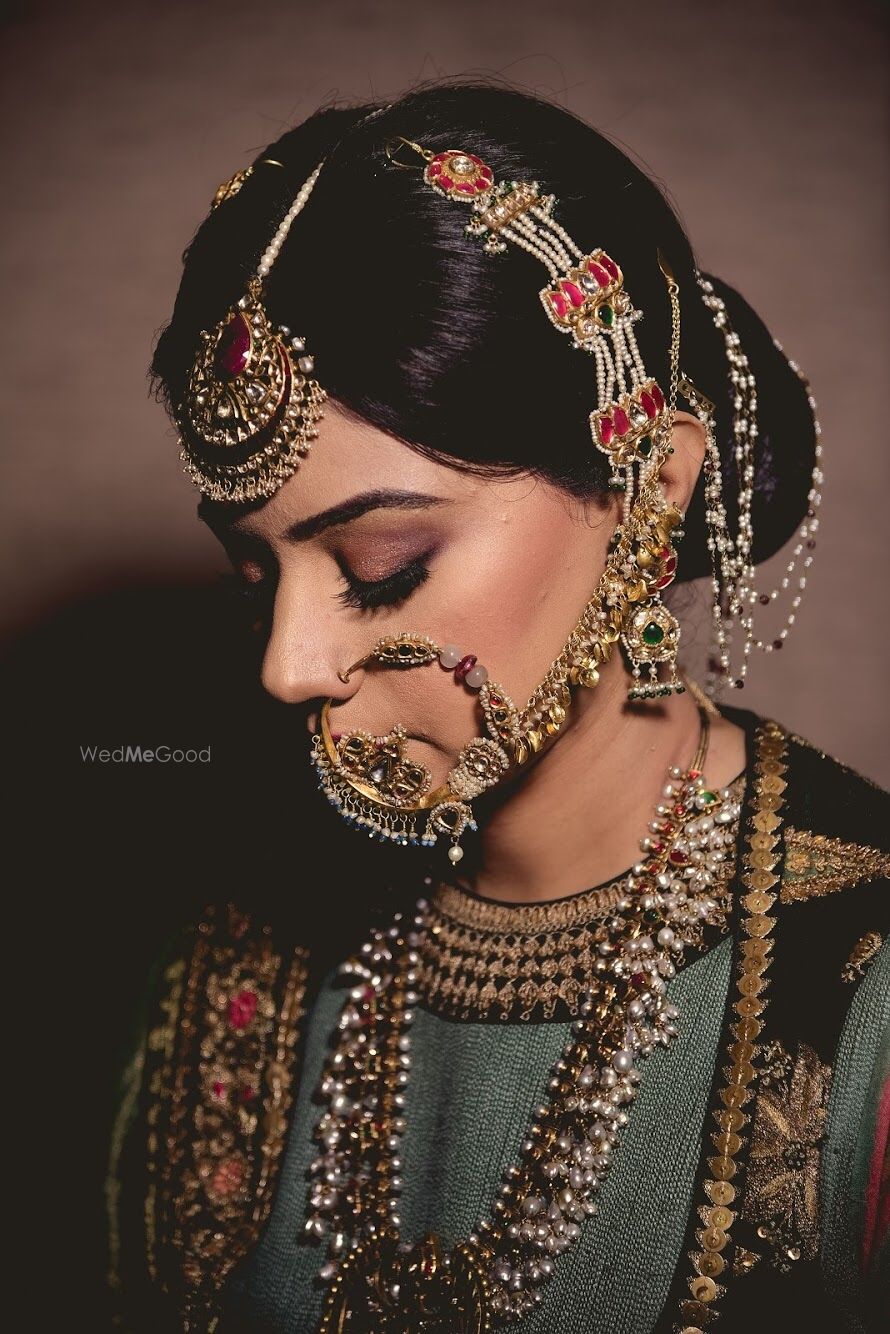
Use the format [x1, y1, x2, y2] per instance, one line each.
[674, 719, 788, 1331]
[781, 828, 890, 903]
[145, 906, 310, 1321]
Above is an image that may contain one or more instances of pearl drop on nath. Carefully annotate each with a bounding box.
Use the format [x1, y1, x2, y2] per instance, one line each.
[448, 845, 464, 864]
[465, 663, 489, 689]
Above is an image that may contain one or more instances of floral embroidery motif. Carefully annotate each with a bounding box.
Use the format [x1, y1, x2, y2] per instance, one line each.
[741, 1039, 832, 1269]
[781, 828, 890, 903]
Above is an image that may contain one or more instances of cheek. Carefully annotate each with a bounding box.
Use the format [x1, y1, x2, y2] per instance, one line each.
[431, 513, 597, 698]
[366, 512, 599, 759]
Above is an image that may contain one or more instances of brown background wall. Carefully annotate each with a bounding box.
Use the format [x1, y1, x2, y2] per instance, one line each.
[2, 0, 888, 782]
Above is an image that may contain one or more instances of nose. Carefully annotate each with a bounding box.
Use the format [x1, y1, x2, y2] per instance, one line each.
[259, 575, 360, 710]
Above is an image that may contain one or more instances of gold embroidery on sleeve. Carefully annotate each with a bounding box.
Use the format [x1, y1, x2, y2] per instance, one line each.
[740, 1039, 832, 1268]
[841, 931, 884, 983]
[145, 905, 309, 1327]
[781, 828, 890, 903]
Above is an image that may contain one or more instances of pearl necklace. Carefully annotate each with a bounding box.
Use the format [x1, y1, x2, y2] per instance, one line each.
[306, 711, 742, 1330]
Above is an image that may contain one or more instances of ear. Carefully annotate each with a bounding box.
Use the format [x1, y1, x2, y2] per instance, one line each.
[659, 409, 706, 514]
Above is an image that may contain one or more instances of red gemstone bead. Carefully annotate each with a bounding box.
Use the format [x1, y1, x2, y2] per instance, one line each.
[454, 655, 478, 682]
[598, 253, 620, 281]
[650, 383, 665, 411]
[456, 182, 476, 194]
[613, 407, 631, 436]
[654, 574, 675, 590]
[428, 161, 442, 176]
[211, 1080, 227, 1101]
[631, 971, 646, 987]
[640, 391, 656, 419]
[214, 313, 251, 380]
[598, 416, 614, 445]
[549, 290, 569, 319]
[438, 174, 454, 190]
[669, 850, 687, 864]
[560, 280, 586, 308]
[587, 262, 610, 288]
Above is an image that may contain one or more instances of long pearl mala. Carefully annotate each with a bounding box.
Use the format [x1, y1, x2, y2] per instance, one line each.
[695, 274, 824, 694]
[306, 733, 742, 1326]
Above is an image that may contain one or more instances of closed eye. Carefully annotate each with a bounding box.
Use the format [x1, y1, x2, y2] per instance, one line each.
[336, 554, 432, 612]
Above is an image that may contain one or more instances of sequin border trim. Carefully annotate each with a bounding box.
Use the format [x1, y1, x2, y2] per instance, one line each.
[673, 718, 789, 1332]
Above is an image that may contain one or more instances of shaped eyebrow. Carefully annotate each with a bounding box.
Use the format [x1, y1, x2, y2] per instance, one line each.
[199, 488, 448, 543]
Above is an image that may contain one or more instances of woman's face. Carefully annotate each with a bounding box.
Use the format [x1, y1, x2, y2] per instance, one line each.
[200, 400, 626, 790]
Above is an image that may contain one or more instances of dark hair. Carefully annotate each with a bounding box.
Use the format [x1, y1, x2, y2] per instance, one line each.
[151, 79, 817, 582]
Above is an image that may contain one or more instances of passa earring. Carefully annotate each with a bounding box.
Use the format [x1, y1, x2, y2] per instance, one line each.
[689, 274, 824, 694]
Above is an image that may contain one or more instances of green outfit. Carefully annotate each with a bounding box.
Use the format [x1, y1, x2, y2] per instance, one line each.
[106, 708, 890, 1333]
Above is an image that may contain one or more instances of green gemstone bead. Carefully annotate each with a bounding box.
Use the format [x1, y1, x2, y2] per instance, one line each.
[642, 621, 664, 646]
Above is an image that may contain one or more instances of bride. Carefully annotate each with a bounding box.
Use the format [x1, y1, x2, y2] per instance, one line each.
[106, 82, 889, 1333]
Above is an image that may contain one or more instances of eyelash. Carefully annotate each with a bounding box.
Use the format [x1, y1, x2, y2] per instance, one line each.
[336, 554, 432, 611]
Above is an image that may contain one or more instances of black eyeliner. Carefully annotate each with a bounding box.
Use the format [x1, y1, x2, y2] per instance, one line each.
[336, 552, 433, 611]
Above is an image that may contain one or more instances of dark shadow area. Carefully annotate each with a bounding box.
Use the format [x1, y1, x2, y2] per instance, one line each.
[4, 575, 430, 1327]
[5, 578, 278, 1324]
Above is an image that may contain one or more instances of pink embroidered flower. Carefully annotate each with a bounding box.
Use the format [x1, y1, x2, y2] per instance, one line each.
[208, 1155, 245, 1200]
[226, 988, 258, 1030]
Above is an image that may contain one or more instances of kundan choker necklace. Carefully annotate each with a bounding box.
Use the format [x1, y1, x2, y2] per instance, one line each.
[304, 706, 743, 1331]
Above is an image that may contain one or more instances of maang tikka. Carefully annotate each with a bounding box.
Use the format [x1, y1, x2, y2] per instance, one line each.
[308, 137, 688, 865]
[173, 158, 329, 502]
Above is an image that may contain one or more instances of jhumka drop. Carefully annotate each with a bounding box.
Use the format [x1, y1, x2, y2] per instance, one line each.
[306, 709, 742, 1331]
